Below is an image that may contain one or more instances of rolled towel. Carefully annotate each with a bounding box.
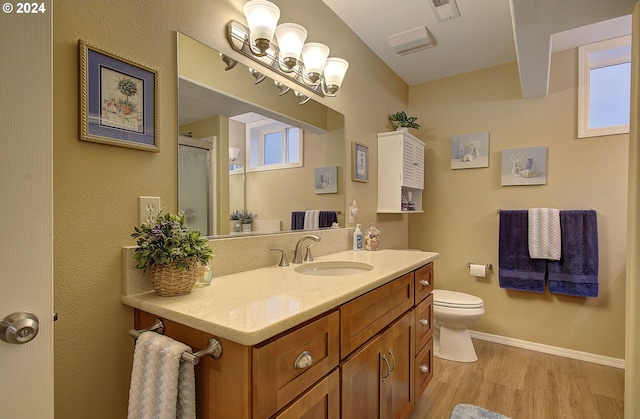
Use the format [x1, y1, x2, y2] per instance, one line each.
[528, 208, 561, 260]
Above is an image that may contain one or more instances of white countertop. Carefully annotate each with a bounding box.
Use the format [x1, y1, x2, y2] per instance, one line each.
[121, 249, 438, 346]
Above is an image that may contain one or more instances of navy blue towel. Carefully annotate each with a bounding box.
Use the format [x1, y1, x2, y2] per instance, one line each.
[548, 210, 599, 297]
[319, 211, 338, 228]
[291, 211, 305, 230]
[498, 210, 546, 293]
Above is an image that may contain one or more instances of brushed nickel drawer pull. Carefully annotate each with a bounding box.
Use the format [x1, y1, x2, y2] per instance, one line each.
[419, 279, 430, 286]
[294, 351, 314, 369]
[419, 364, 429, 373]
[419, 318, 429, 327]
[381, 354, 391, 382]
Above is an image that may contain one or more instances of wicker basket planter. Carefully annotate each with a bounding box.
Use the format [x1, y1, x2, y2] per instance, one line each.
[148, 260, 199, 297]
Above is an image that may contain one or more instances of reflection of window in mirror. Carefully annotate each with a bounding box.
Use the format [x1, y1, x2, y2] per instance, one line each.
[578, 35, 630, 138]
[247, 119, 303, 172]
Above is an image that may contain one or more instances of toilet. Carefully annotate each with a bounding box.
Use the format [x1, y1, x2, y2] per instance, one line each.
[433, 289, 485, 362]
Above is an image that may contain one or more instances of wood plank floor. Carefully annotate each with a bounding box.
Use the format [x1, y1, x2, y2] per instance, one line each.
[410, 339, 624, 419]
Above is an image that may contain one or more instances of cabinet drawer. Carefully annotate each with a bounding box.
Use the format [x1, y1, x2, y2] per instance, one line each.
[252, 311, 339, 419]
[415, 337, 433, 399]
[414, 263, 434, 304]
[340, 273, 414, 358]
[415, 293, 433, 353]
[273, 369, 340, 419]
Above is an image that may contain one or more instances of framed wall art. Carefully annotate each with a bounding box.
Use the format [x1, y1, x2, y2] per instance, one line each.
[450, 132, 490, 169]
[501, 146, 548, 186]
[314, 166, 338, 194]
[351, 141, 368, 182]
[79, 40, 159, 151]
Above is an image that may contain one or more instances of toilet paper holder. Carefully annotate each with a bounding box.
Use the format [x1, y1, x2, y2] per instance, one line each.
[467, 262, 492, 271]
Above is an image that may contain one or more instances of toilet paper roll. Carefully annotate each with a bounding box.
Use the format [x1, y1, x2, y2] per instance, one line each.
[469, 263, 486, 277]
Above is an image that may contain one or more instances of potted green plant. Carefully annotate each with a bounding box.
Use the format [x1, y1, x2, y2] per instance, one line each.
[231, 209, 257, 232]
[389, 111, 420, 131]
[131, 211, 213, 296]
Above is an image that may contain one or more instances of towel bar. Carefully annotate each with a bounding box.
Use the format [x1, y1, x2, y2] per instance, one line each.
[129, 319, 222, 365]
[467, 262, 493, 270]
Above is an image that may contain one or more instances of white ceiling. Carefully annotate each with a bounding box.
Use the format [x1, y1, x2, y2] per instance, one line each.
[321, 0, 635, 98]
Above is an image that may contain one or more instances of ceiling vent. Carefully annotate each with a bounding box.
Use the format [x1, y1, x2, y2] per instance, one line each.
[388, 26, 436, 56]
[428, 0, 461, 22]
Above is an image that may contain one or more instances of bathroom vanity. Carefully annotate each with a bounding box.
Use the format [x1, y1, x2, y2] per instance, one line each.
[123, 249, 437, 419]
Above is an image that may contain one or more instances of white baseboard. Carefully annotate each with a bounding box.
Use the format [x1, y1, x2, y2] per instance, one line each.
[469, 330, 625, 369]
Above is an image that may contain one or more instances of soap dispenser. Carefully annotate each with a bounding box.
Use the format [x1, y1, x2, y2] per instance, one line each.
[353, 224, 363, 250]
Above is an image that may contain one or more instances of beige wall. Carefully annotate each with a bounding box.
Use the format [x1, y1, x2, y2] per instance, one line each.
[408, 50, 628, 358]
[53, 1, 407, 417]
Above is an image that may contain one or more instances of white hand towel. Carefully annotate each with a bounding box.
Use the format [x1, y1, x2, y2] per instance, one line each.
[528, 208, 561, 261]
[303, 210, 312, 230]
[128, 331, 196, 419]
[309, 210, 320, 229]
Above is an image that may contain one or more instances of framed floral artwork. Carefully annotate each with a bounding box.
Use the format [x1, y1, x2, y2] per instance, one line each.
[79, 40, 159, 151]
[351, 141, 368, 182]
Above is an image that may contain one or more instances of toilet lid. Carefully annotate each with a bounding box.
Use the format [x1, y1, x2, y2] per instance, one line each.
[433, 289, 484, 308]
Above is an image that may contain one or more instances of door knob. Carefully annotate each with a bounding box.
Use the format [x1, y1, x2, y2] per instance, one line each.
[1, 312, 39, 344]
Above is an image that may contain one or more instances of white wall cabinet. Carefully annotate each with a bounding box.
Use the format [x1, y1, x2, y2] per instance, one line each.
[377, 131, 425, 213]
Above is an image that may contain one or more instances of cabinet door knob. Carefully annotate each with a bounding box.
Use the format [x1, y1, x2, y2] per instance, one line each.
[419, 279, 430, 287]
[419, 318, 429, 327]
[419, 364, 429, 374]
[294, 351, 314, 369]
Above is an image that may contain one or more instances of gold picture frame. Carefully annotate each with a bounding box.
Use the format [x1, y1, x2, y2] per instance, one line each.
[79, 40, 159, 151]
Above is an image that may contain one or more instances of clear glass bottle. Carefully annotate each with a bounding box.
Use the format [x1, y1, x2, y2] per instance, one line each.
[365, 223, 380, 251]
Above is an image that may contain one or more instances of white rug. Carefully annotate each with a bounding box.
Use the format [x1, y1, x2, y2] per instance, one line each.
[449, 404, 511, 419]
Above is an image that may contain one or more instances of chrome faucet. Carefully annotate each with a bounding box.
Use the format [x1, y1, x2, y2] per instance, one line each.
[292, 235, 321, 264]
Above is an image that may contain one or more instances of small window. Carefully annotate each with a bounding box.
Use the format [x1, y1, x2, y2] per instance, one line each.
[246, 120, 303, 172]
[578, 35, 631, 138]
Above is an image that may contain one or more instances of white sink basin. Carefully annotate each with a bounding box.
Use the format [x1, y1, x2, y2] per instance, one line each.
[294, 261, 374, 276]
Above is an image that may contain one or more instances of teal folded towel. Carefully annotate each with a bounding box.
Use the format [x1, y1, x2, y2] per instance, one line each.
[548, 210, 598, 297]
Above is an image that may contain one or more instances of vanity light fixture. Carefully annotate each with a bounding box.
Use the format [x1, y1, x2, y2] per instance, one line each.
[227, 0, 349, 98]
[294, 90, 311, 105]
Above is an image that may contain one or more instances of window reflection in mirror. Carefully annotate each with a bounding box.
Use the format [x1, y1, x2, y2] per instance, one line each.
[177, 32, 345, 237]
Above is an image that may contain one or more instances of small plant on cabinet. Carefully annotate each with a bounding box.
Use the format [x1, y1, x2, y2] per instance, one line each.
[389, 111, 420, 131]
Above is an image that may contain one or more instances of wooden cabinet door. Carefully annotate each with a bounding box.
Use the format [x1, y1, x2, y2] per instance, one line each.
[341, 311, 415, 419]
[341, 334, 383, 419]
[380, 311, 415, 419]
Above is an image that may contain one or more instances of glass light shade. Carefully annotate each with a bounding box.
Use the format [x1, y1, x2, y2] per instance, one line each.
[301, 42, 330, 82]
[275, 23, 307, 69]
[229, 147, 241, 162]
[323, 57, 349, 93]
[243, 0, 280, 52]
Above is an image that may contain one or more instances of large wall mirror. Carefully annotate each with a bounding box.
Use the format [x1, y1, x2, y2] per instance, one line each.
[177, 32, 345, 237]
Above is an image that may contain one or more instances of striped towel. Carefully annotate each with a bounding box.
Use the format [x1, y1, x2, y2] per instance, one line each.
[128, 332, 196, 419]
[528, 208, 561, 261]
